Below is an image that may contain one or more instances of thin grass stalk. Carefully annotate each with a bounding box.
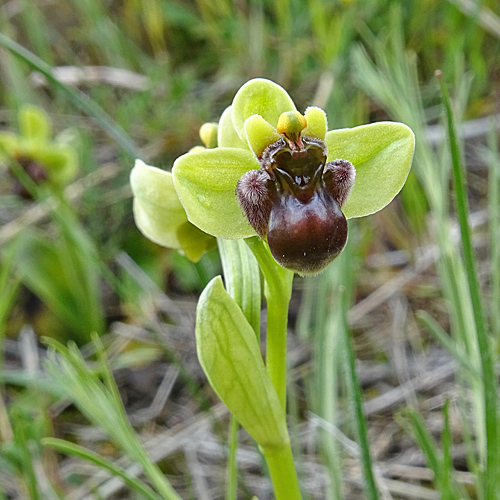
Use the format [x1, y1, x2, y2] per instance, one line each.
[339, 239, 379, 500]
[315, 265, 344, 500]
[42, 438, 164, 500]
[0, 33, 143, 160]
[342, 312, 378, 500]
[487, 127, 500, 339]
[437, 71, 500, 499]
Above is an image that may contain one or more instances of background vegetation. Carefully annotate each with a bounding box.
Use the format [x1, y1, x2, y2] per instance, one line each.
[1, 0, 500, 499]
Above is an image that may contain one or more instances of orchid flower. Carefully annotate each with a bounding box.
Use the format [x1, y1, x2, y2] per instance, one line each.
[132, 78, 414, 274]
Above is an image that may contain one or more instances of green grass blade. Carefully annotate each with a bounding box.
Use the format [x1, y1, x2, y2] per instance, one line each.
[437, 70, 500, 499]
[0, 33, 143, 160]
[486, 126, 500, 338]
[343, 317, 379, 500]
[42, 438, 164, 500]
[43, 338, 183, 500]
[340, 243, 379, 500]
[406, 409, 442, 483]
[416, 310, 480, 381]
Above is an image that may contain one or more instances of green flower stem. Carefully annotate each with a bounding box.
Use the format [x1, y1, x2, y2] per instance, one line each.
[245, 237, 293, 410]
[263, 445, 302, 500]
[245, 237, 302, 500]
[266, 282, 292, 410]
[226, 415, 239, 500]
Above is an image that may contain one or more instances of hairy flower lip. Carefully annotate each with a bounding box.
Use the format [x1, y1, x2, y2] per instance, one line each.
[237, 130, 355, 273]
[267, 187, 348, 275]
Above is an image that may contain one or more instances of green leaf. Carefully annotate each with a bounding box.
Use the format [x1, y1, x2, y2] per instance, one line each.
[19, 105, 51, 141]
[173, 148, 258, 239]
[217, 106, 248, 149]
[42, 438, 164, 500]
[131, 159, 214, 260]
[231, 79, 296, 143]
[218, 238, 260, 336]
[325, 121, 415, 218]
[196, 276, 288, 450]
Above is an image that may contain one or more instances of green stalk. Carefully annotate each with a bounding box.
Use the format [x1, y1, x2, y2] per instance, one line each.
[226, 415, 239, 500]
[245, 237, 293, 410]
[437, 71, 500, 499]
[263, 445, 302, 500]
[245, 237, 301, 500]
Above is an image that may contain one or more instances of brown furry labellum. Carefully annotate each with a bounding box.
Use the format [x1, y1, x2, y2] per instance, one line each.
[236, 137, 355, 275]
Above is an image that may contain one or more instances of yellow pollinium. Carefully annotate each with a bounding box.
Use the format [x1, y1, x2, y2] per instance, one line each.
[277, 111, 307, 150]
[199, 122, 218, 149]
[276, 111, 307, 135]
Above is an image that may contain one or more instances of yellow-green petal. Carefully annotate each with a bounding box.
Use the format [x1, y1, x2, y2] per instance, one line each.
[326, 121, 415, 219]
[231, 79, 296, 142]
[303, 107, 327, 140]
[217, 106, 248, 149]
[173, 148, 259, 239]
[36, 145, 78, 185]
[0, 132, 20, 159]
[244, 115, 280, 157]
[19, 105, 51, 142]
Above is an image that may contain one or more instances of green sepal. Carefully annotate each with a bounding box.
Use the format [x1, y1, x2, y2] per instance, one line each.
[231, 79, 296, 143]
[172, 148, 259, 239]
[217, 106, 248, 149]
[130, 160, 214, 261]
[196, 276, 289, 450]
[244, 115, 280, 157]
[19, 105, 51, 142]
[326, 121, 415, 218]
[303, 107, 327, 140]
